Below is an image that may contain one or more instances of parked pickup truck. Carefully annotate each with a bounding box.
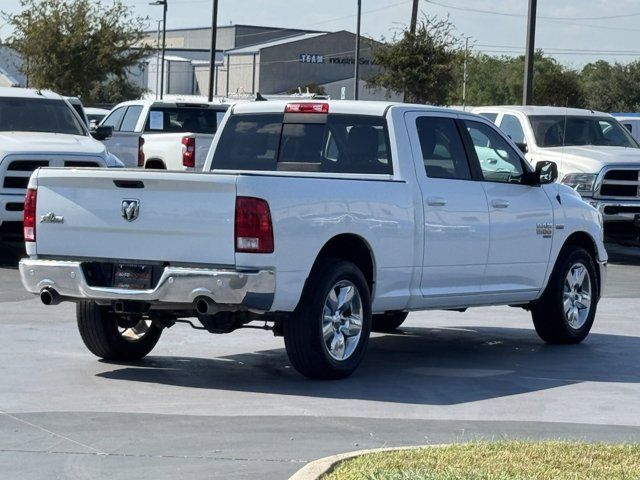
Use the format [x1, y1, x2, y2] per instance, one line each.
[473, 106, 640, 242]
[19, 100, 607, 379]
[100, 98, 229, 170]
[0, 87, 120, 243]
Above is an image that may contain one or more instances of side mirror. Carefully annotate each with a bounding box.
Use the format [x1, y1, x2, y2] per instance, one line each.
[91, 125, 113, 141]
[515, 142, 528, 154]
[534, 160, 558, 185]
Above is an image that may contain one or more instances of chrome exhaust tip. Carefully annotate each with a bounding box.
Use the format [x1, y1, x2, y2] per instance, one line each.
[40, 288, 61, 306]
[195, 296, 215, 315]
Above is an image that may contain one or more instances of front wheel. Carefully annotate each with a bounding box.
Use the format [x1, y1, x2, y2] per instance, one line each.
[76, 301, 163, 360]
[283, 260, 372, 379]
[531, 247, 599, 344]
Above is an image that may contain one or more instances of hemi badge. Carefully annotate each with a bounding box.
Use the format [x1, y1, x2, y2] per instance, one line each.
[40, 212, 64, 224]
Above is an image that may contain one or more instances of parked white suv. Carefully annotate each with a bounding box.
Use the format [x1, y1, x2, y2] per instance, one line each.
[0, 87, 120, 242]
[473, 106, 640, 241]
[100, 98, 229, 169]
[19, 101, 607, 379]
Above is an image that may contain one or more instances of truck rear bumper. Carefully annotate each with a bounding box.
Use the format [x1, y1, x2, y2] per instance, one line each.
[19, 259, 275, 312]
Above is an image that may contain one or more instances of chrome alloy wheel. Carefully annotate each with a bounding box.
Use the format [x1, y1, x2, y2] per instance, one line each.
[118, 319, 153, 342]
[563, 262, 592, 330]
[322, 280, 363, 361]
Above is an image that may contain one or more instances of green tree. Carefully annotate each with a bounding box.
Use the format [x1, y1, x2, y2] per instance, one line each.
[367, 15, 462, 104]
[459, 52, 585, 108]
[3, 0, 149, 104]
[581, 60, 640, 111]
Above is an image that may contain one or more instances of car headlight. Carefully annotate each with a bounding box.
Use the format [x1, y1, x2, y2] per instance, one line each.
[561, 173, 597, 195]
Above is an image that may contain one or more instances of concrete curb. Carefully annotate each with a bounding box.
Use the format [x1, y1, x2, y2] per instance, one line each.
[289, 444, 446, 480]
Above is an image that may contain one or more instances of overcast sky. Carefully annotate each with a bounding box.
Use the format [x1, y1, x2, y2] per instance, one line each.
[2, 0, 640, 67]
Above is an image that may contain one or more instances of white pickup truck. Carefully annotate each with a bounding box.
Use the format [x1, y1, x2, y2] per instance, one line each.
[473, 106, 640, 242]
[100, 98, 229, 170]
[19, 100, 607, 379]
[0, 87, 120, 243]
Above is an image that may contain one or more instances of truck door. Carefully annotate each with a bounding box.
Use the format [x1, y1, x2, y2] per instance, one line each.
[405, 112, 490, 301]
[100, 105, 143, 168]
[461, 118, 554, 298]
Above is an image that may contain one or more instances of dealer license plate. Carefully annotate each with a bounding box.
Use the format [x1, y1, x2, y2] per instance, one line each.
[113, 264, 152, 290]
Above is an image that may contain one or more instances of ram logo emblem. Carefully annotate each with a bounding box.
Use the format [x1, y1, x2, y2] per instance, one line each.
[121, 199, 140, 222]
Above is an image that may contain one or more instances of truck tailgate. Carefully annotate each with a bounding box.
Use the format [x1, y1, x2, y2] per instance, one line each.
[33, 168, 237, 265]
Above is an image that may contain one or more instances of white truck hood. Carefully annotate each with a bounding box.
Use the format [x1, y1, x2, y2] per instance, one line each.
[0, 132, 106, 156]
[539, 146, 640, 173]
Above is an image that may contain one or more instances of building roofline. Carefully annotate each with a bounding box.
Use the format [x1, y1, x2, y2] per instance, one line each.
[143, 24, 324, 35]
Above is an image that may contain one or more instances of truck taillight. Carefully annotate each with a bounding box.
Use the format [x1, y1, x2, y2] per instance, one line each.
[138, 137, 145, 167]
[23, 188, 37, 242]
[182, 136, 196, 168]
[284, 102, 329, 114]
[235, 197, 273, 253]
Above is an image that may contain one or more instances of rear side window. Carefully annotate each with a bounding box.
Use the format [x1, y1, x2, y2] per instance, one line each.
[212, 113, 392, 174]
[415, 116, 471, 180]
[144, 107, 225, 134]
[120, 106, 143, 132]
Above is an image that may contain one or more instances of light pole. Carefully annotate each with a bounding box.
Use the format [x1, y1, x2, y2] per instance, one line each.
[155, 20, 161, 99]
[150, 0, 167, 99]
[354, 0, 362, 100]
[208, 0, 218, 101]
[523, 0, 537, 105]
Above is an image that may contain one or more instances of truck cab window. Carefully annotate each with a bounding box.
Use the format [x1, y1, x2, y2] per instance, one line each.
[120, 106, 143, 132]
[101, 107, 126, 130]
[415, 116, 471, 180]
[465, 120, 525, 184]
[212, 113, 392, 175]
[499, 114, 525, 144]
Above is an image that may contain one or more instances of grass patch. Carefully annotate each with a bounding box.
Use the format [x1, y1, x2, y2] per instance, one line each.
[321, 441, 640, 480]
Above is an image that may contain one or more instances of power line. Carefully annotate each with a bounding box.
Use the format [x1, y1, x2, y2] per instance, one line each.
[425, 0, 640, 21]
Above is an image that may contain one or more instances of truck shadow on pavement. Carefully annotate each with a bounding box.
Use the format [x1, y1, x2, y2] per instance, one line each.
[97, 325, 639, 405]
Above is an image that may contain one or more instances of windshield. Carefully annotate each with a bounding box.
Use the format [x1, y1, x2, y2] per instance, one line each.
[0, 97, 86, 135]
[530, 115, 639, 148]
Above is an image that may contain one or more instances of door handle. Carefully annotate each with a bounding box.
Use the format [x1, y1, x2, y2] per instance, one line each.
[427, 197, 447, 207]
[491, 199, 510, 209]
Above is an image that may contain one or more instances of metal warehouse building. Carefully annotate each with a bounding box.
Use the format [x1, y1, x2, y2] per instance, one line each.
[140, 24, 398, 100]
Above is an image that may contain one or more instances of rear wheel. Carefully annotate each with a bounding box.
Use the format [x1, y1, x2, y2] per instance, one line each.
[372, 311, 408, 332]
[76, 301, 163, 360]
[283, 259, 372, 379]
[531, 247, 598, 344]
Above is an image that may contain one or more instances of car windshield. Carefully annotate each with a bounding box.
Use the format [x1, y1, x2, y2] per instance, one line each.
[0, 97, 86, 135]
[530, 115, 639, 148]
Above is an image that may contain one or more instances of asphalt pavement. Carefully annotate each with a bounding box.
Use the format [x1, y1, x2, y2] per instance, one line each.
[0, 243, 639, 479]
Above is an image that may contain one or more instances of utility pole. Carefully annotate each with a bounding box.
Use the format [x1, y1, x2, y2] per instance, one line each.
[155, 20, 161, 99]
[523, 0, 537, 105]
[150, 0, 168, 99]
[207, 0, 218, 102]
[410, 0, 419, 34]
[462, 37, 469, 108]
[354, 0, 362, 100]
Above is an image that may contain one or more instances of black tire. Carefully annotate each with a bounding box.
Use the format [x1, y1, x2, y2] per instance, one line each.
[283, 259, 372, 380]
[531, 247, 599, 344]
[372, 311, 408, 332]
[76, 301, 163, 360]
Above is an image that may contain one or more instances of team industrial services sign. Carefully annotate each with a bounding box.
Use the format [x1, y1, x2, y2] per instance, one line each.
[299, 53, 376, 65]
